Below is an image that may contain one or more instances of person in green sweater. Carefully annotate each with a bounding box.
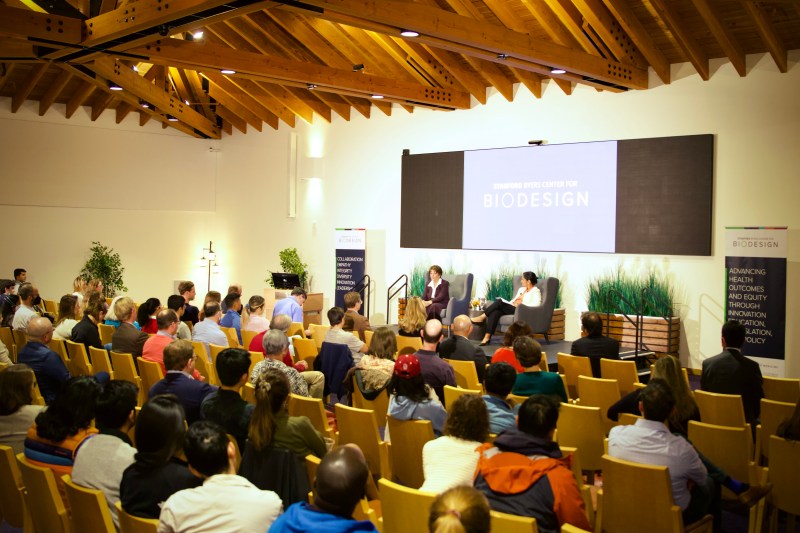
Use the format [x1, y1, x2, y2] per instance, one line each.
[511, 336, 568, 402]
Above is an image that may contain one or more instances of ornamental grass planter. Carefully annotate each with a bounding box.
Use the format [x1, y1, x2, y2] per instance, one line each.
[599, 312, 680, 355]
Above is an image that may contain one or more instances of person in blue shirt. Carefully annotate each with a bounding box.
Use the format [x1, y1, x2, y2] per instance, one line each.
[272, 288, 306, 324]
[219, 292, 242, 344]
[481, 362, 520, 435]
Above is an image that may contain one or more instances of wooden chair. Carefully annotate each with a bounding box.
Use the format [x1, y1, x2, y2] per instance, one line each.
[192, 345, 218, 386]
[115, 501, 158, 533]
[763, 376, 800, 404]
[597, 454, 713, 533]
[577, 375, 620, 433]
[62, 474, 115, 533]
[247, 351, 262, 378]
[364, 329, 373, 346]
[242, 382, 256, 405]
[694, 390, 747, 428]
[209, 343, 228, 370]
[558, 445, 595, 526]
[43, 299, 58, 314]
[66, 340, 93, 376]
[226, 434, 242, 471]
[293, 338, 319, 369]
[241, 329, 258, 349]
[688, 421, 767, 532]
[352, 386, 390, 428]
[560, 525, 591, 533]
[16, 453, 71, 533]
[767, 435, 800, 532]
[335, 404, 391, 479]
[287, 322, 307, 339]
[31, 372, 46, 406]
[0, 327, 15, 362]
[49, 338, 70, 367]
[182, 320, 193, 333]
[287, 394, 335, 440]
[219, 326, 240, 348]
[556, 403, 605, 480]
[600, 358, 640, 396]
[490, 510, 539, 532]
[304, 454, 321, 488]
[386, 416, 434, 489]
[89, 346, 114, 379]
[445, 358, 481, 391]
[618, 412, 642, 426]
[109, 351, 144, 406]
[137, 357, 165, 393]
[443, 385, 481, 407]
[12, 329, 28, 352]
[755, 398, 795, 463]
[395, 335, 422, 356]
[0, 445, 33, 531]
[97, 323, 115, 346]
[557, 353, 593, 400]
[507, 393, 528, 406]
[378, 478, 436, 533]
[309, 324, 330, 349]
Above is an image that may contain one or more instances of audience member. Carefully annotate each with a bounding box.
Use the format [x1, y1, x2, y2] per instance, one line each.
[481, 362, 520, 435]
[103, 295, 126, 328]
[386, 354, 447, 439]
[158, 420, 283, 532]
[420, 394, 489, 494]
[192, 302, 228, 357]
[438, 314, 488, 382]
[398, 296, 426, 337]
[273, 287, 306, 323]
[120, 395, 201, 518]
[323, 306, 368, 364]
[72, 380, 138, 528]
[198, 291, 222, 321]
[355, 326, 396, 391]
[429, 486, 491, 533]
[0, 338, 9, 365]
[142, 309, 205, 380]
[0, 365, 44, 455]
[137, 297, 161, 334]
[422, 265, 450, 320]
[52, 294, 81, 340]
[201, 348, 254, 451]
[253, 315, 324, 398]
[179, 281, 199, 325]
[343, 291, 371, 342]
[111, 296, 150, 356]
[17, 316, 70, 404]
[243, 295, 270, 332]
[0, 291, 18, 328]
[474, 395, 591, 532]
[251, 330, 310, 397]
[167, 294, 192, 340]
[570, 312, 620, 378]
[85, 279, 104, 301]
[13, 268, 27, 294]
[71, 292, 107, 350]
[148, 340, 217, 424]
[512, 336, 567, 402]
[222, 284, 243, 312]
[490, 321, 533, 373]
[220, 292, 243, 344]
[12, 282, 38, 332]
[269, 446, 377, 533]
[413, 319, 456, 402]
[72, 276, 87, 307]
[701, 320, 764, 424]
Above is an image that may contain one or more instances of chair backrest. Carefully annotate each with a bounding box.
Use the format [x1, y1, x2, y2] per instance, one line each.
[378, 478, 436, 533]
[89, 347, 114, 379]
[191, 341, 218, 385]
[293, 337, 319, 366]
[757, 398, 795, 461]
[763, 376, 800, 404]
[443, 385, 481, 407]
[97, 324, 115, 346]
[209, 343, 228, 368]
[352, 384, 390, 427]
[239, 443, 310, 510]
[577, 375, 620, 433]
[441, 273, 474, 324]
[219, 326, 240, 348]
[115, 501, 158, 533]
[557, 353, 593, 399]
[335, 404, 387, 477]
[0, 445, 30, 528]
[395, 335, 422, 356]
[66, 340, 93, 376]
[445, 358, 481, 391]
[599, 454, 691, 533]
[241, 329, 258, 350]
[507, 393, 528, 406]
[688, 421, 754, 498]
[490, 509, 539, 533]
[304, 453, 321, 487]
[287, 322, 307, 338]
[0, 327, 15, 361]
[386, 416, 434, 489]
[43, 299, 58, 314]
[182, 320, 193, 333]
[247, 351, 262, 377]
[364, 329, 374, 346]
[600, 358, 639, 396]
[309, 324, 330, 349]
[694, 390, 746, 427]
[617, 413, 642, 426]
[556, 403, 605, 472]
[287, 394, 334, 439]
[12, 329, 28, 352]
[523, 277, 559, 334]
[242, 382, 256, 404]
[62, 474, 115, 533]
[137, 357, 165, 394]
[109, 351, 143, 406]
[768, 435, 800, 515]
[49, 338, 70, 366]
[16, 453, 71, 533]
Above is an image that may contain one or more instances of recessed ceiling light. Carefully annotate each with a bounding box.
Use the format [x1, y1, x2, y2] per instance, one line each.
[108, 82, 123, 91]
[220, 69, 236, 75]
[192, 31, 204, 39]
[167, 115, 178, 122]
[371, 94, 384, 99]
[400, 30, 419, 37]
[550, 67, 566, 75]
[307, 83, 317, 90]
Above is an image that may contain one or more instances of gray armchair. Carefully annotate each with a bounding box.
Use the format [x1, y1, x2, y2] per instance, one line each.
[498, 276, 560, 344]
[423, 271, 474, 329]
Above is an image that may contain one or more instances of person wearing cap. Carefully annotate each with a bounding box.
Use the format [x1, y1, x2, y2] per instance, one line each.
[386, 354, 447, 440]
[413, 319, 456, 403]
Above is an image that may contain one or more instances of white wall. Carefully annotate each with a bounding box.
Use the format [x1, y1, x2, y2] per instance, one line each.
[1, 51, 799, 375]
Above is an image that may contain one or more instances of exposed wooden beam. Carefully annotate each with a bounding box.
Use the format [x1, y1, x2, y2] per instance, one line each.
[207, 79, 262, 131]
[600, 0, 670, 83]
[313, 90, 351, 121]
[742, 1, 787, 73]
[649, 0, 709, 81]
[38, 69, 71, 115]
[373, 99, 391, 116]
[225, 76, 294, 128]
[463, 56, 514, 101]
[259, 82, 315, 123]
[540, 0, 601, 55]
[286, 86, 331, 123]
[115, 101, 134, 122]
[90, 90, 115, 120]
[344, 95, 370, 119]
[178, 68, 215, 121]
[423, 46, 487, 104]
[0, 5, 83, 44]
[511, 68, 542, 98]
[98, 0, 116, 15]
[11, 62, 47, 112]
[689, 0, 746, 76]
[0, 39, 37, 59]
[215, 104, 246, 134]
[65, 78, 95, 117]
[0, 63, 17, 92]
[202, 70, 277, 129]
[363, 32, 436, 86]
[262, 9, 349, 68]
[571, 0, 648, 68]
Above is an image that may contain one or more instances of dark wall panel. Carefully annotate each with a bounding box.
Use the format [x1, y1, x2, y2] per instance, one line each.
[400, 151, 464, 249]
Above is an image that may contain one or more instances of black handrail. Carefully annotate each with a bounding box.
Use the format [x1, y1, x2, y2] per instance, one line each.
[602, 288, 641, 364]
[387, 274, 408, 324]
[354, 275, 372, 319]
[640, 287, 674, 354]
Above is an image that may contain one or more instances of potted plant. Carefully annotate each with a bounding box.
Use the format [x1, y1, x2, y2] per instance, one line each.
[266, 248, 309, 290]
[79, 241, 127, 298]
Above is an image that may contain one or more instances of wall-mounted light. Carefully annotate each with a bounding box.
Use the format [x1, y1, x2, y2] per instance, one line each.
[200, 241, 219, 292]
[400, 29, 419, 37]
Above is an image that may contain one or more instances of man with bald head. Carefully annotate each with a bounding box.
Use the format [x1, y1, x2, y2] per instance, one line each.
[437, 314, 489, 382]
[17, 316, 70, 403]
[269, 446, 378, 532]
[412, 319, 456, 403]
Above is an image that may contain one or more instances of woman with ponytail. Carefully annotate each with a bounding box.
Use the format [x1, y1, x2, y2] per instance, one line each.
[428, 486, 491, 533]
[242, 295, 269, 333]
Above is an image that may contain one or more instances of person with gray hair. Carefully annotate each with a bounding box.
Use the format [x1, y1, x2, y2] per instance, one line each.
[16, 316, 70, 403]
[249, 329, 310, 397]
[266, 314, 325, 399]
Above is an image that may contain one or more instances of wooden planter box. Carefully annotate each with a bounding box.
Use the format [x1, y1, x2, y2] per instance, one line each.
[598, 313, 680, 355]
[533, 308, 565, 341]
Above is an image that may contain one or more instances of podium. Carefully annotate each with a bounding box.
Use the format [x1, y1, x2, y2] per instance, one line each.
[263, 289, 324, 329]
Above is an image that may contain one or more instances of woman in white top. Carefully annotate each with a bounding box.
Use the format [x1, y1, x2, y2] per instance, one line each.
[0, 365, 45, 455]
[53, 294, 81, 340]
[472, 271, 542, 346]
[419, 394, 490, 494]
[242, 295, 270, 332]
[72, 276, 86, 307]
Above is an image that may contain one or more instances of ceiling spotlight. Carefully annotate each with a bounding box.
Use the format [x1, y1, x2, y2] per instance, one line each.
[167, 115, 178, 122]
[550, 67, 566, 75]
[140, 100, 151, 109]
[185, 99, 190, 105]
[192, 31, 204, 39]
[400, 29, 419, 37]
[108, 81, 123, 91]
[497, 53, 508, 60]
[353, 64, 364, 72]
[132, 65, 139, 72]
[220, 69, 236, 75]
[307, 83, 317, 90]
[371, 94, 384, 99]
